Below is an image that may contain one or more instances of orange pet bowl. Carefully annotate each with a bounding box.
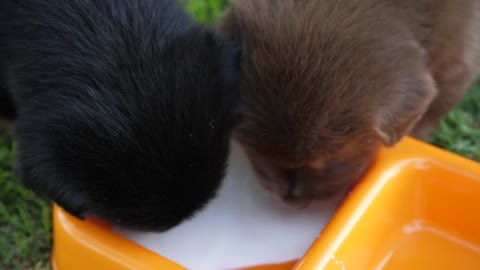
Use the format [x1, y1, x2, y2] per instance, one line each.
[294, 137, 480, 270]
[52, 137, 480, 269]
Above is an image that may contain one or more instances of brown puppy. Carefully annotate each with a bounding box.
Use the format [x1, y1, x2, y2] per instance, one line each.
[221, 0, 480, 204]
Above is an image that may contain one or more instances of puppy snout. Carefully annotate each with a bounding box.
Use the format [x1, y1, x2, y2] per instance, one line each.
[284, 168, 300, 198]
[281, 169, 312, 207]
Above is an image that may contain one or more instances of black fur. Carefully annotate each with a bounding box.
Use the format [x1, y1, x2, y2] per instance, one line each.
[0, 0, 241, 231]
[0, 86, 15, 119]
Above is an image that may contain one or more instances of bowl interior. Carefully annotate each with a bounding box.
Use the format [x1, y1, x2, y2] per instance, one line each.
[299, 158, 480, 270]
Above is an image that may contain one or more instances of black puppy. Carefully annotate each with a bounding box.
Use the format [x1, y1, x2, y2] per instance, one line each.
[0, 0, 241, 231]
[0, 87, 15, 119]
[0, 86, 15, 135]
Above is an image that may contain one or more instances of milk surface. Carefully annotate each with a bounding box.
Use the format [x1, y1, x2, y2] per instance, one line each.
[114, 142, 339, 270]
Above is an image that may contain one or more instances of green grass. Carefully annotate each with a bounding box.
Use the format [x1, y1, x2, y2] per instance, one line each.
[182, 0, 229, 24]
[0, 1, 479, 269]
[0, 138, 52, 270]
[432, 80, 480, 160]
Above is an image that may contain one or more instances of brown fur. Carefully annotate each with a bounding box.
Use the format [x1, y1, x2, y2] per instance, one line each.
[221, 0, 480, 204]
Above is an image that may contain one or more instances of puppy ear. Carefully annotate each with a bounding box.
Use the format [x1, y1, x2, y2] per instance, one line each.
[375, 71, 437, 146]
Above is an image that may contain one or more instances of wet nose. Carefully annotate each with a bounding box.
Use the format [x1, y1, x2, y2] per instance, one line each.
[283, 168, 308, 202]
[284, 178, 312, 208]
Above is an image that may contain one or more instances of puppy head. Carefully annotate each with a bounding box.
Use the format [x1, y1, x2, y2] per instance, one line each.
[16, 27, 241, 231]
[222, 0, 436, 204]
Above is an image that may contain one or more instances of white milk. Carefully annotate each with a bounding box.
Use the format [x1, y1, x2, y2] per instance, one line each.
[114, 142, 340, 270]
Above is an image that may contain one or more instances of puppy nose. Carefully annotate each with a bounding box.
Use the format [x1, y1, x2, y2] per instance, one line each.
[284, 169, 302, 198]
[284, 173, 311, 208]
